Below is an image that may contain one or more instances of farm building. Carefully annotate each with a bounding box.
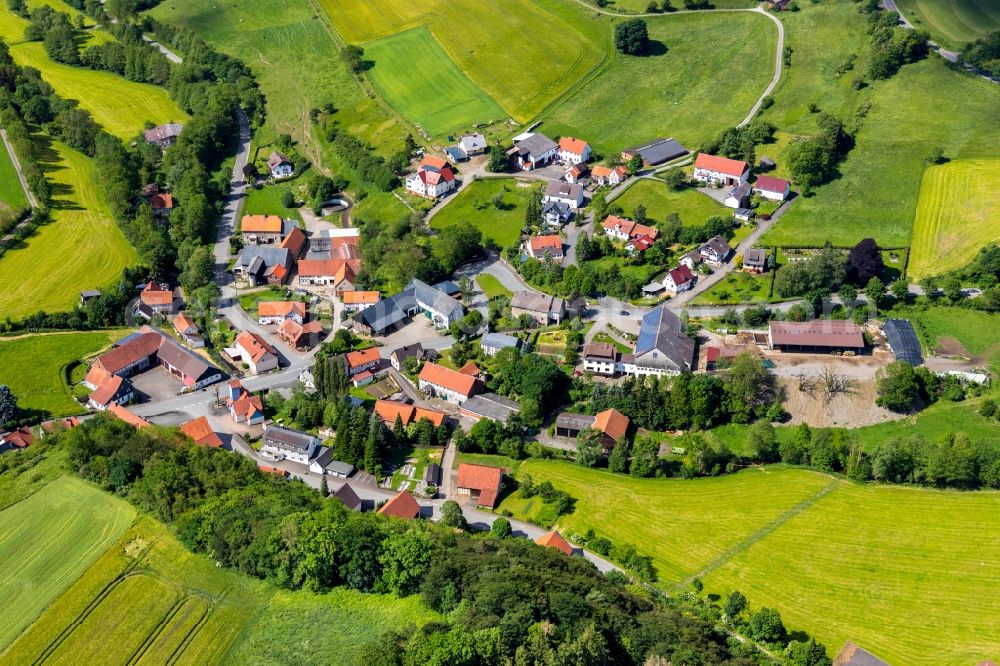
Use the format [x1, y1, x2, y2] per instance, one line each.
[621, 138, 688, 166]
[768, 320, 865, 353]
[233, 246, 294, 287]
[418, 362, 480, 405]
[724, 182, 752, 209]
[137, 281, 176, 319]
[753, 175, 791, 201]
[511, 133, 558, 170]
[460, 393, 521, 423]
[582, 342, 624, 376]
[511, 291, 565, 325]
[241, 215, 295, 245]
[456, 463, 504, 508]
[625, 307, 695, 376]
[554, 409, 630, 448]
[143, 123, 182, 149]
[693, 153, 750, 186]
[882, 319, 924, 366]
[379, 489, 422, 520]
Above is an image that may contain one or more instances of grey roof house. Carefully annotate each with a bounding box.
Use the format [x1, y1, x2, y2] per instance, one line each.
[743, 248, 768, 272]
[481, 332, 521, 357]
[511, 291, 565, 325]
[627, 307, 695, 376]
[262, 425, 321, 464]
[353, 279, 463, 335]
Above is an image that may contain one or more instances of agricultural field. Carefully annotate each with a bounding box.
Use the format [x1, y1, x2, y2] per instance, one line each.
[504, 459, 1000, 664]
[611, 0, 756, 10]
[225, 589, 441, 665]
[429, 179, 536, 247]
[2, 41, 184, 140]
[765, 58, 1000, 248]
[613, 179, 724, 226]
[364, 27, 506, 137]
[0, 330, 124, 419]
[894, 0, 1000, 47]
[324, 0, 604, 122]
[0, 476, 135, 650]
[476, 274, 512, 299]
[907, 159, 1000, 278]
[540, 11, 776, 155]
[0, 140, 137, 319]
[0, 141, 28, 228]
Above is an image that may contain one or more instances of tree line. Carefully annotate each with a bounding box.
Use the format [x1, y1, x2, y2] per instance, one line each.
[43, 415, 764, 665]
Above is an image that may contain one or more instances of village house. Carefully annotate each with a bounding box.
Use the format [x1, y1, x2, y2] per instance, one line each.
[768, 320, 865, 353]
[699, 235, 733, 266]
[108, 403, 150, 429]
[143, 123, 182, 149]
[456, 463, 504, 508]
[582, 342, 623, 376]
[180, 416, 224, 448]
[277, 319, 323, 349]
[459, 392, 520, 423]
[536, 530, 575, 556]
[262, 425, 320, 464]
[526, 235, 564, 261]
[480, 332, 521, 357]
[342, 347, 380, 377]
[309, 448, 355, 477]
[80, 289, 101, 306]
[374, 400, 447, 428]
[693, 153, 750, 186]
[390, 343, 425, 371]
[601, 215, 659, 243]
[0, 426, 33, 453]
[351, 279, 461, 336]
[724, 181, 752, 209]
[621, 138, 688, 167]
[241, 215, 295, 246]
[280, 226, 308, 258]
[137, 281, 176, 319]
[233, 246, 294, 287]
[297, 257, 358, 289]
[267, 151, 294, 178]
[542, 180, 585, 209]
[258, 301, 305, 326]
[743, 248, 769, 273]
[663, 264, 696, 294]
[405, 155, 457, 199]
[378, 489, 421, 520]
[557, 136, 591, 165]
[225, 380, 265, 425]
[149, 192, 174, 218]
[40, 417, 82, 437]
[332, 483, 362, 511]
[541, 200, 573, 226]
[458, 133, 487, 158]
[510, 291, 565, 326]
[554, 408, 631, 449]
[623, 307, 695, 377]
[172, 313, 204, 348]
[87, 374, 135, 411]
[511, 133, 558, 170]
[680, 249, 704, 270]
[753, 175, 791, 201]
[234, 330, 279, 374]
[563, 163, 587, 184]
[418, 362, 480, 405]
[341, 291, 380, 313]
[590, 164, 627, 186]
[625, 234, 656, 255]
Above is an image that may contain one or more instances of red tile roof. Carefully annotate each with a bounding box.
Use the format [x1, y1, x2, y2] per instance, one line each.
[180, 416, 223, 448]
[378, 489, 421, 519]
[236, 330, 277, 363]
[90, 375, 127, 407]
[344, 346, 380, 372]
[140, 282, 174, 306]
[456, 463, 503, 508]
[108, 403, 150, 429]
[341, 290, 380, 305]
[768, 320, 865, 348]
[457, 361, 480, 376]
[593, 408, 630, 443]
[591, 164, 626, 180]
[149, 193, 173, 209]
[694, 153, 748, 178]
[753, 175, 790, 193]
[93, 331, 161, 374]
[528, 235, 563, 253]
[279, 226, 307, 256]
[419, 362, 478, 397]
[602, 215, 659, 241]
[41, 417, 82, 433]
[1, 426, 33, 449]
[536, 530, 574, 556]
[242, 214, 283, 233]
[258, 301, 305, 319]
[558, 136, 589, 156]
[172, 313, 198, 335]
[420, 155, 449, 170]
[667, 264, 694, 286]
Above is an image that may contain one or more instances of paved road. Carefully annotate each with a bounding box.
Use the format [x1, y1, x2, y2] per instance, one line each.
[455, 252, 543, 296]
[142, 35, 183, 64]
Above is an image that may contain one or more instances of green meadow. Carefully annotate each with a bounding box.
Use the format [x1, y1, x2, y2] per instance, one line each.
[894, 0, 1000, 47]
[430, 179, 537, 248]
[613, 179, 725, 226]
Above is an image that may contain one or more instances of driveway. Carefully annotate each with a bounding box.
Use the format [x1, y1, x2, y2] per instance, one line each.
[377, 317, 454, 358]
[455, 252, 542, 296]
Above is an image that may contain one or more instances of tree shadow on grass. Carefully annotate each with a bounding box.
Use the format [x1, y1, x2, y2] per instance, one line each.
[644, 40, 669, 57]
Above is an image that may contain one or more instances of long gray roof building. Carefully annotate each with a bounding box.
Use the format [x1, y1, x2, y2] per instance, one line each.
[634, 307, 695, 373]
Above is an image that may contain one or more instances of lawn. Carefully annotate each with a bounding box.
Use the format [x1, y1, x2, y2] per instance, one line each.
[243, 182, 304, 221]
[612, 179, 724, 226]
[507, 459, 1000, 665]
[0, 330, 124, 418]
[540, 11, 776, 155]
[5, 42, 185, 140]
[0, 476, 135, 650]
[895, 306, 1000, 360]
[477, 274, 512, 299]
[363, 27, 505, 138]
[690, 269, 773, 305]
[324, 0, 604, 122]
[0, 140, 137, 319]
[238, 285, 308, 317]
[430, 179, 535, 247]
[907, 159, 1000, 278]
[591, 331, 631, 354]
[894, 0, 1000, 47]
[0, 140, 28, 228]
[225, 588, 440, 665]
[764, 57, 1000, 248]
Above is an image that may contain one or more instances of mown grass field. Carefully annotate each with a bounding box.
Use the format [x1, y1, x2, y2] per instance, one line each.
[691, 269, 773, 305]
[0, 476, 135, 650]
[224, 589, 441, 665]
[907, 159, 1000, 278]
[1, 36, 184, 140]
[765, 58, 1000, 248]
[244, 183, 303, 220]
[894, 0, 1000, 47]
[430, 179, 536, 247]
[898, 306, 1000, 360]
[0, 140, 137, 318]
[324, 0, 604, 122]
[477, 274, 512, 299]
[613, 179, 724, 226]
[505, 459, 1000, 665]
[0, 330, 123, 418]
[364, 27, 505, 137]
[541, 11, 776, 155]
[0, 140, 28, 227]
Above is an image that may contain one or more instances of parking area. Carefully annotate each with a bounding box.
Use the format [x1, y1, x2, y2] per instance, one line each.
[130, 366, 188, 403]
[377, 317, 452, 357]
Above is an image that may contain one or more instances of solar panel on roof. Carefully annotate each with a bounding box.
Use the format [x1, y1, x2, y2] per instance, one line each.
[883, 319, 923, 366]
